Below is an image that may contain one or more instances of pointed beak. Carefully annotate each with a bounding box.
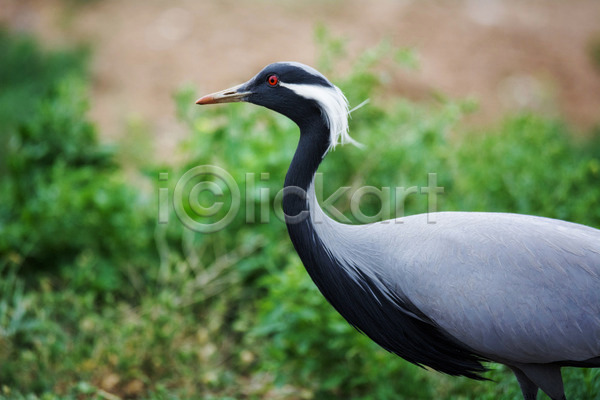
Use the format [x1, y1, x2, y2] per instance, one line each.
[195, 83, 251, 105]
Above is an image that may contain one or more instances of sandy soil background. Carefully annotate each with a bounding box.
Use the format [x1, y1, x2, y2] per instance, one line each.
[2, 0, 600, 162]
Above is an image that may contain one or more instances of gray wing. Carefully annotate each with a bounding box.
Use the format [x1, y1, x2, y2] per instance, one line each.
[368, 212, 600, 364]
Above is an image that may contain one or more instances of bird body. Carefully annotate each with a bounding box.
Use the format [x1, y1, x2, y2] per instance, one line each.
[313, 207, 600, 365]
[196, 61, 600, 399]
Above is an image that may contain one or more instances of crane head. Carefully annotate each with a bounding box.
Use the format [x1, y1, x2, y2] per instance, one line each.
[196, 62, 360, 151]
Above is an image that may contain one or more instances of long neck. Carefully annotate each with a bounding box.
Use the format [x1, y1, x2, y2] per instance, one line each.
[282, 118, 329, 218]
[280, 118, 489, 379]
[282, 117, 336, 295]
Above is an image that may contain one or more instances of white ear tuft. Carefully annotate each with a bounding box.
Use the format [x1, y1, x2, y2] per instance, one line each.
[325, 85, 364, 152]
[279, 82, 364, 153]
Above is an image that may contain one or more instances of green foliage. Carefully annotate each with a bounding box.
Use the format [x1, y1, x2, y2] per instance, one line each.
[1, 27, 600, 400]
[453, 116, 600, 226]
[0, 33, 152, 294]
[0, 29, 87, 133]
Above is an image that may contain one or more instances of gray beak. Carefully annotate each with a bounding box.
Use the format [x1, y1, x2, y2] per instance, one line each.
[195, 83, 251, 105]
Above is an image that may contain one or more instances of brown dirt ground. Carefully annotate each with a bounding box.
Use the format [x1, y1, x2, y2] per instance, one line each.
[2, 0, 600, 162]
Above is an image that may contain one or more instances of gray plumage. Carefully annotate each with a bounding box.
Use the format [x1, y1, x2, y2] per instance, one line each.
[313, 202, 600, 364]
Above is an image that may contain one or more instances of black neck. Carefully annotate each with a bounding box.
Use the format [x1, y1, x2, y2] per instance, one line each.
[282, 117, 329, 219]
[280, 116, 488, 379]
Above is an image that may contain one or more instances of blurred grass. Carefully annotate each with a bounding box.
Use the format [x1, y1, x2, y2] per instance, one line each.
[1, 26, 599, 399]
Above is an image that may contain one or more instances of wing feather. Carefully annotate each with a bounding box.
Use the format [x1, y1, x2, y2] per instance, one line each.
[359, 212, 600, 363]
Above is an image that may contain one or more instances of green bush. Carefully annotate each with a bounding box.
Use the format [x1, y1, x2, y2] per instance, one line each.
[0, 35, 153, 294]
[0, 29, 87, 133]
[0, 29, 152, 395]
[453, 115, 600, 226]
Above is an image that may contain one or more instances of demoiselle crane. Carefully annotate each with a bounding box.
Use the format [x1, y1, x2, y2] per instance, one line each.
[196, 62, 600, 400]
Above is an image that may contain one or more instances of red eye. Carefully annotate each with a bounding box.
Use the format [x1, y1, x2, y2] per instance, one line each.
[267, 74, 279, 86]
